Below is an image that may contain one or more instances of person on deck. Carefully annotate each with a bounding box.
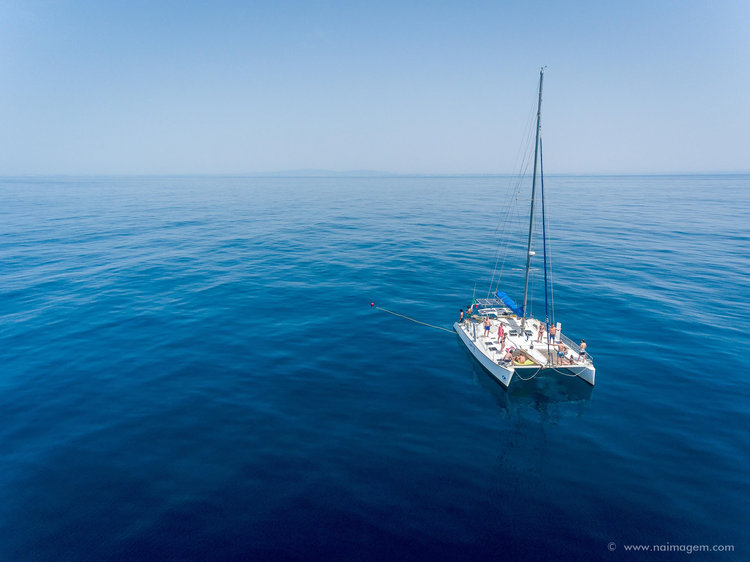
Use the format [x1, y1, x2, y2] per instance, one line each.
[537, 324, 545, 343]
[548, 324, 557, 344]
[556, 342, 567, 365]
[483, 316, 491, 338]
[502, 350, 513, 364]
[579, 339, 587, 362]
[497, 323, 505, 344]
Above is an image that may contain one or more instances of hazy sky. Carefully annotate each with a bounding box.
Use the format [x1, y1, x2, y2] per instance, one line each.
[1, 0, 748, 174]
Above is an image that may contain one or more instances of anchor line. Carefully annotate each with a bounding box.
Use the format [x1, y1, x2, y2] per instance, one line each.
[374, 307, 454, 333]
[374, 306, 586, 379]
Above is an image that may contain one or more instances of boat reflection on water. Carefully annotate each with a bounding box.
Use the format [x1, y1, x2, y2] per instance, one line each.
[471, 362, 594, 421]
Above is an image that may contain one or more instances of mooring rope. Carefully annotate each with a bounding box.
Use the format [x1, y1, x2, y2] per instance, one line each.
[373, 306, 454, 333]
[373, 304, 588, 381]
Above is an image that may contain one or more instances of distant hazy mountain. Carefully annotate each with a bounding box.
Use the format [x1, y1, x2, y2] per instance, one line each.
[259, 169, 397, 177]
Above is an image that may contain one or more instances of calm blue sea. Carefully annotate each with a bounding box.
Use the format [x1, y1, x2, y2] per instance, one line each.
[1, 174, 749, 561]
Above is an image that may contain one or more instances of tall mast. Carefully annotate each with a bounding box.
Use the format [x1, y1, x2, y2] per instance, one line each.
[540, 137, 549, 326]
[521, 67, 544, 333]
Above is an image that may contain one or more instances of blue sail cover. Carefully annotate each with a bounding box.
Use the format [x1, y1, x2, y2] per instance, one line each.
[496, 291, 524, 317]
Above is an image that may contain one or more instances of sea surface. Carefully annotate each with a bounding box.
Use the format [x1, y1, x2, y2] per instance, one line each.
[1, 174, 748, 561]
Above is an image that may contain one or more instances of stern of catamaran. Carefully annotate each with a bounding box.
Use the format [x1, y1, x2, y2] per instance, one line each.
[453, 321, 515, 388]
[554, 332, 596, 386]
[578, 365, 595, 386]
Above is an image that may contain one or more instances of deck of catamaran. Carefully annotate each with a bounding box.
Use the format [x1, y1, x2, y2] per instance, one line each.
[453, 301, 595, 388]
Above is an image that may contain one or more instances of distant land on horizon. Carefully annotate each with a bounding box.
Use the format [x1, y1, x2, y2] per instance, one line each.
[2, 169, 750, 179]
[247, 169, 750, 178]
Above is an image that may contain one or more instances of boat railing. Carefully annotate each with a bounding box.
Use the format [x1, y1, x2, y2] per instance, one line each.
[559, 332, 578, 351]
[476, 307, 513, 318]
[558, 332, 594, 363]
[475, 298, 503, 306]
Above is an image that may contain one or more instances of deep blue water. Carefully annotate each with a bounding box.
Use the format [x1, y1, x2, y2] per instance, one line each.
[1, 175, 749, 561]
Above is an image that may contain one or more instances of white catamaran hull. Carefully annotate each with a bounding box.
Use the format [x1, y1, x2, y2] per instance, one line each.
[455, 316, 595, 387]
[514, 363, 595, 385]
[453, 322, 514, 388]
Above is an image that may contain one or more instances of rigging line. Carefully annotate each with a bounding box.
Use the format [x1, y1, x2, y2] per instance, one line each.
[513, 362, 586, 381]
[548, 367, 582, 377]
[540, 136, 549, 324]
[512, 367, 543, 381]
[374, 307, 454, 333]
[495, 114, 534, 244]
[485, 177, 518, 298]
[488, 148, 534, 294]
[491, 157, 531, 249]
[498, 99, 536, 237]
[513, 93, 541, 184]
[488, 183, 522, 294]
[496, 183, 529, 294]
[487, 95, 538, 294]
[508, 94, 540, 189]
[494, 214, 522, 293]
[546, 199, 555, 325]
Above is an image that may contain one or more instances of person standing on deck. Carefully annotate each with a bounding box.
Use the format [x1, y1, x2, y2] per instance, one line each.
[497, 323, 505, 344]
[483, 316, 491, 338]
[548, 324, 557, 344]
[537, 323, 545, 343]
[579, 339, 587, 362]
[556, 342, 566, 365]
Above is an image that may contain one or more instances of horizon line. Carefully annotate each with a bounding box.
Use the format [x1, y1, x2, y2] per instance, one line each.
[2, 169, 750, 179]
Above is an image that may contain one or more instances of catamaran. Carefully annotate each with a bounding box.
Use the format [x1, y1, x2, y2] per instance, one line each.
[454, 68, 596, 388]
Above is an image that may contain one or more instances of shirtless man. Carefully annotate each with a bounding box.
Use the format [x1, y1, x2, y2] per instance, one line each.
[556, 342, 567, 365]
[483, 316, 491, 338]
[579, 339, 587, 362]
[548, 324, 557, 344]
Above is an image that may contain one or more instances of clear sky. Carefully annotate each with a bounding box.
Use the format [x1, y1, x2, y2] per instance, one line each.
[1, 0, 748, 175]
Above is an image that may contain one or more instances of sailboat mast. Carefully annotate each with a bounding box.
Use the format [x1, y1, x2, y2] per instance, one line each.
[521, 67, 544, 332]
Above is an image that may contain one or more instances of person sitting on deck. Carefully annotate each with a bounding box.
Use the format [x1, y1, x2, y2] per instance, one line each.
[502, 350, 513, 364]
